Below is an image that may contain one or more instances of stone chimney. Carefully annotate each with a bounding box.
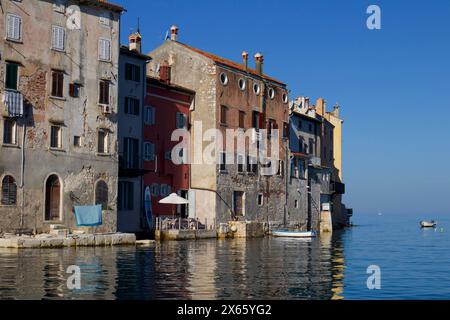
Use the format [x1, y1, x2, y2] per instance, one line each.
[242, 51, 248, 71]
[332, 104, 340, 117]
[254, 52, 264, 75]
[128, 32, 142, 53]
[170, 25, 179, 41]
[316, 98, 326, 116]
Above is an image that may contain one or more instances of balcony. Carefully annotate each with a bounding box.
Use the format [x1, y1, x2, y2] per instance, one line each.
[331, 181, 345, 194]
[119, 153, 149, 177]
[308, 156, 321, 167]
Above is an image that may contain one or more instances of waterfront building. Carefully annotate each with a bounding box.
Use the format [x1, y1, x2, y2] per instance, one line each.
[117, 31, 151, 233]
[147, 26, 289, 228]
[143, 70, 195, 220]
[288, 97, 329, 231]
[0, 0, 123, 234]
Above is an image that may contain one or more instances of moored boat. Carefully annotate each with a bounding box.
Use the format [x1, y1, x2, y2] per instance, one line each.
[272, 230, 317, 238]
[420, 220, 437, 228]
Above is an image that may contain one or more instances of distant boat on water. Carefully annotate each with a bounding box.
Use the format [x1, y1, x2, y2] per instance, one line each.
[420, 220, 437, 228]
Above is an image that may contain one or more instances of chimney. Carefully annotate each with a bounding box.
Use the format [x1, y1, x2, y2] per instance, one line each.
[332, 104, 340, 117]
[128, 32, 142, 53]
[159, 61, 171, 84]
[254, 52, 264, 75]
[316, 98, 326, 116]
[242, 51, 248, 71]
[170, 25, 179, 41]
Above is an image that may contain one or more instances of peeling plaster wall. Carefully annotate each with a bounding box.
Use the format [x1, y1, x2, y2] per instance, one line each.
[0, 0, 120, 234]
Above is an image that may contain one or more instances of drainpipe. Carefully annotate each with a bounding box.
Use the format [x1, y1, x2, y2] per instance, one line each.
[19, 121, 26, 230]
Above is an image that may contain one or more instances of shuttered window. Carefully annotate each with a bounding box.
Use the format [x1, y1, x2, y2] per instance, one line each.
[118, 181, 133, 210]
[144, 106, 155, 125]
[51, 70, 64, 97]
[6, 14, 21, 41]
[51, 26, 65, 51]
[97, 130, 108, 154]
[99, 80, 109, 105]
[95, 180, 109, 210]
[50, 125, 62, 149]
[1, 175, 17, 206]
[125, 63, 141, 82]
[98, 38, 111, 61]
[123, 137, 139, 169]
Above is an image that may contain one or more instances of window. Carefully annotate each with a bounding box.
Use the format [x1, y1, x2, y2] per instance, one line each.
[5, 62, 19, 90]
[252, 111, 261, 130]
[99, 80, 110, 105]
[294, 200, 299, 209]
[283, 122, 289, 139]
[69, 83, 81, 98]
[98, 38, 111, 61]
[298, 159, 306, 178]
[257, 193, 264, 206]
[282, 93, 288, 104]
[6, 14, 21, 41]
[144, 106, 155, 125]
[237, 154, 245, 173]
[239, 111, 245, 129]
[309, 123, 313, 132]
[51, 26, 65, 51]
[97, 130, 109, 154]
[219, 72, 228, 85]
[51, 70, 64, 98]
[144, 142, 155, 161]
[219, 151, 226, 171]
[118, 181, 133, 210]
[150, 184, 159, 197]
[267, 119, 276, 137]
[125, 63, 141, 82]
[3, 119, 17, 145]
[268, 88, 275, 99]
[247, 155, 257, 174]
[176, 112, 187, 129]
[220, 105, 228, 125]
[123, 138, 139, 169]
[309, 138, 315, 155]
[233, 191, 244, 217]
[95, 180, 108, 210]
[125, 97, 140, 115]
[277, 160, 284, 177]
[1, 175, 17, 205]
[253, 83, 260, 95]
[73, 136, 81, 147]
[238, 78, 246, 91]
[50, 125, 62, 149]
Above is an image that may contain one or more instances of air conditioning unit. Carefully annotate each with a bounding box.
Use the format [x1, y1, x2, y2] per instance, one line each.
[101, 105, 111, 114]
[321, 203, 331, 212]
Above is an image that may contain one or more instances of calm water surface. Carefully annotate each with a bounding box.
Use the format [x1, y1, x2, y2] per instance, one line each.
[1, 213, 449, 300]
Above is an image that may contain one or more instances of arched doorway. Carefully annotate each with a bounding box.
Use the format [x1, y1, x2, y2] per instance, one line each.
[45, 175, 61, 221]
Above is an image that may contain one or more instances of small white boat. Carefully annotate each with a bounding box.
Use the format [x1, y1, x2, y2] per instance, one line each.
[420, 220, 437, 228]
[272, 230, 317, 238]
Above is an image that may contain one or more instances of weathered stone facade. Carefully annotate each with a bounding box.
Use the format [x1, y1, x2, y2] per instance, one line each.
[0, 0, 122, 234]
[148, 33, 289, 227]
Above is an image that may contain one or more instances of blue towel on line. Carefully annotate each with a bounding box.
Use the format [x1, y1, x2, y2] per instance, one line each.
[74, 205, 103, 227]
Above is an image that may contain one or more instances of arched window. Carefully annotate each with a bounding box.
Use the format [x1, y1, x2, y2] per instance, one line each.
[45, 175, 61, 221]
[95, 180, 108, 210]
[1, 175, 17, 205]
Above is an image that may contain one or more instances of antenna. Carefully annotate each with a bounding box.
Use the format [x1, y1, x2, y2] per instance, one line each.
[137, 17, 140, 34]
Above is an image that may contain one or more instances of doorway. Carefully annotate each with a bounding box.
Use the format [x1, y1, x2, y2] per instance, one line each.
[45, 175, 61, 221]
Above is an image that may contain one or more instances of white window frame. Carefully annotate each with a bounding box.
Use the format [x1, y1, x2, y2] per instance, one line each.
[98, 38, 111, 62]
[50, 125, 63, 149]
[6, 14, 22, 41]
[51, 25, 65, 51]
[99, 11, 111, 27]
[98, 129, 109, 154]
[53, 0, 66, 13]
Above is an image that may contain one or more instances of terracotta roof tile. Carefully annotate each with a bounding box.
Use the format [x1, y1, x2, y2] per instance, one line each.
[176, 42, 286, 86]
[80, 0, 124, 12]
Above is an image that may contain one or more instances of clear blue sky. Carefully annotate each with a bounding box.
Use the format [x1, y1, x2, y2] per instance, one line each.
[115, 0, 450, 215]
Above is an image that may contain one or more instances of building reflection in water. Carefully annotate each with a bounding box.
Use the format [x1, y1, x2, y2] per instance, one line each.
[0, 234, 346, 300]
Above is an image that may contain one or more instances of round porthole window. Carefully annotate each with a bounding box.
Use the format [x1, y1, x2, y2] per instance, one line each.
[282, 93, 288, 104]
[253, 83, 261, 95]
[238, 78, 246, 91]
[268, 88, 275, 100]
[220, 72, 228, 86]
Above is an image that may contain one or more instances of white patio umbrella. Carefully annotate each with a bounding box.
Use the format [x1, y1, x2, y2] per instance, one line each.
[159, 193, 189, 222]
[158, 193, 189, 204]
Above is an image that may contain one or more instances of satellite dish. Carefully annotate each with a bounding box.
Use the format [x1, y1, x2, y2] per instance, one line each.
[66, 5, 81, 30]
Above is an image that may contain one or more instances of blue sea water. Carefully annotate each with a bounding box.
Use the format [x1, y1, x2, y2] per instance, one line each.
[0, 212, 449, 300]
